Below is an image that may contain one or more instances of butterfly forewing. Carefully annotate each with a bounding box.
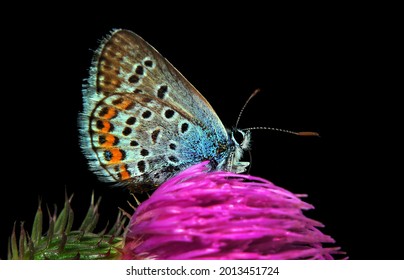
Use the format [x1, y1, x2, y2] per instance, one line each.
[93, 30, 226, 131]
[81, 29, 229, 190]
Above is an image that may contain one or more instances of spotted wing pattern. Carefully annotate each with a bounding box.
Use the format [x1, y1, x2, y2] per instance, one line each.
[80, 30, 230, 191]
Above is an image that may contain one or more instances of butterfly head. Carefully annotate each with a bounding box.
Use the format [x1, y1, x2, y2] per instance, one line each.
[222, 128, 251, 173]
[231, 128, 251, 152]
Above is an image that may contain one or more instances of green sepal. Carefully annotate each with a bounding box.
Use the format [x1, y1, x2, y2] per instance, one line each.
[8, 193, 128, 260]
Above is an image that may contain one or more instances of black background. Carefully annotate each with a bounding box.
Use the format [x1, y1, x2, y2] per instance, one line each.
[0, 6, 398, 260]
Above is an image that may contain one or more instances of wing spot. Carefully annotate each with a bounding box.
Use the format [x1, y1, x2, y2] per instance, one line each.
[100, 121, 114, 133]
[142, 110, 152, 119]
[99, 134, 119, 146]
[118, 164, 131, 180]
[112, 97, 124, 105]
[151, 129, 160, 143]
[181, 123, 189, 133]
[168, 156, 179, 163]
[169, 143, 176, 150]
[164, 109, 175, 119]
[166, 165, 181, 172]
[137, 160, 146, 173]
[140, 149, 149, 156]
[142, 97, 152, 103]
[130, 140, 139, 147]
[128, 75, 140, 83]
[126, 117, 136, 125]
[112, 136, 120, 146]
[104, 150, 113, 161]
[105, 149, 126, 162]
[122, 127, 132, 136]
[96, 120, 104, 130]
[99, 107, 109, 117]
[99, 135, 106, 145]
[99, 107, 117, 119]
[144, 60, 153, 68]
[125, 102, 135, 110]
[157, 85, 168, 99]
[135, 65, 144, 75]
[120, 149, 127, 160]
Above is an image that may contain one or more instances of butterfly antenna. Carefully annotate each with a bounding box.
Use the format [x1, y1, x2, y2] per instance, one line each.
[243, 127, 320, 137]
[235, 88, 261, 128]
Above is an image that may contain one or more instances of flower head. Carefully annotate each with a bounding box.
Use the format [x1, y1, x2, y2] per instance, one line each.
[123, 162, 341, 260]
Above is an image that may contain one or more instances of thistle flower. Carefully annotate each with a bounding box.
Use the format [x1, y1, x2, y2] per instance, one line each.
[122, 161, 342, 260]
[8, 193, 126, 260]
[8, 163, 342, 260]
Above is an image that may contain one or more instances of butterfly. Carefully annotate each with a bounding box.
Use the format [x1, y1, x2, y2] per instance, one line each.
[80, 29, 251, 192]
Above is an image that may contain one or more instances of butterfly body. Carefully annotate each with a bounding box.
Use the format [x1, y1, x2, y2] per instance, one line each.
[80, 30, 250, 191]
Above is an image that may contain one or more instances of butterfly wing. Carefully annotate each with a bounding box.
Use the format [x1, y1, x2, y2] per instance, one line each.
[80, 29, 230, 190]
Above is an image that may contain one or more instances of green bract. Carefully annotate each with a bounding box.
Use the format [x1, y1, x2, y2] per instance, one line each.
[8, 193, 127, 260]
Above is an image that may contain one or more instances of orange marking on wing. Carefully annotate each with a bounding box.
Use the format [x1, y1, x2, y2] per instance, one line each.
[101, 134, 116, 147]
[109, 148, 122, 164]
[101, 121, 111, 133]
[110, 79, 120, 86]
[120, 165, 130, 180]
[116, 99, 134, 110]
[104, 108, 117, 119]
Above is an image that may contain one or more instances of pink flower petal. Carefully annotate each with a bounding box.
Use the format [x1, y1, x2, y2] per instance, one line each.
[122, 162, 342, 260]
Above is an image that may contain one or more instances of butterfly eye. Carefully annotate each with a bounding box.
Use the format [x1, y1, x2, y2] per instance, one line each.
[233, 129, 245, 145]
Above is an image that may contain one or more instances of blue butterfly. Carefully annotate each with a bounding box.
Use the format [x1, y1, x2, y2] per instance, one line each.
[80, 29, 251, 192]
